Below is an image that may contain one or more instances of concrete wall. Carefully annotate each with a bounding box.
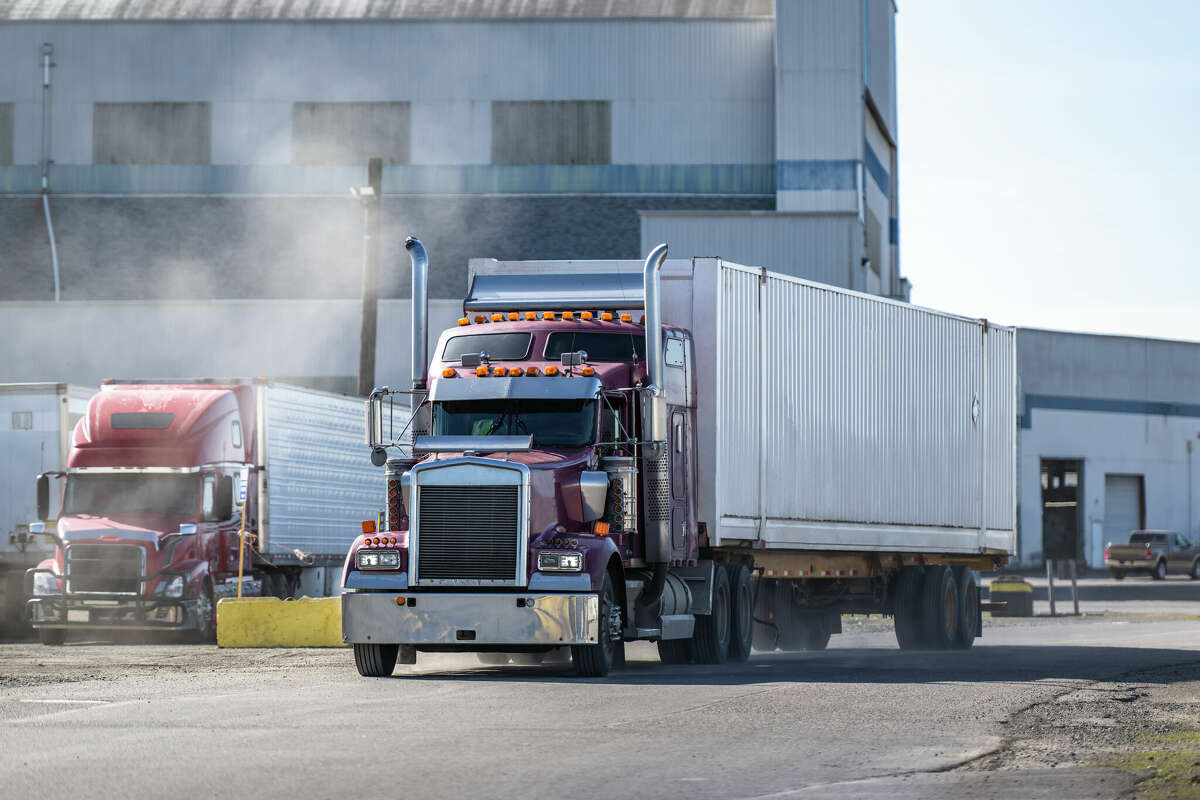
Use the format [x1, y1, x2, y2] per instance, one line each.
[1017, 329, 1200, 568]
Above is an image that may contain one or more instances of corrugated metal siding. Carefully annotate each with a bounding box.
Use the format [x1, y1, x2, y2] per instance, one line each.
[0, 103, 12, 165]
[705, 262, 1016, 541]
[264, 384, 386, 556]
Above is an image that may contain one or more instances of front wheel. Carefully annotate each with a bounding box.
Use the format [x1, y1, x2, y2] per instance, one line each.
[354, 643, 399, 677]
[38, 627, 66, 646]
[1153, 560, 1167, 581]
[571, 572, 618, 677]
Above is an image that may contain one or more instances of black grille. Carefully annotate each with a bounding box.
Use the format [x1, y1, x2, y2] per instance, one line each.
[415, 485, 520, 582]
[66, 544, 144, 594]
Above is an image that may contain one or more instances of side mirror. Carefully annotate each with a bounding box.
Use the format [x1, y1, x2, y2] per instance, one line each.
[365, 393, 384, 447]
[214, 476, 234, 521]
[36, 474, 50, 521]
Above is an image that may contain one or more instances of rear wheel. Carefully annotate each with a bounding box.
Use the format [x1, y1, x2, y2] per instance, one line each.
[779, 615, 831, 651]
[572, 572, 617, 677]
[657, 638, 693, 664]
[952, 567, 979, 650]
[921, 565, 959, 649]
[727, 563, 754, 663]
[354, 643, 399, 677]
[1110, 570, 1126, 581]
[38, 627, 66, 646]
[692, 563, 731, 664]
[1153, 560, 1167, 581]
[1190, 560, 1200, 580]
[893, 566, 925, 650]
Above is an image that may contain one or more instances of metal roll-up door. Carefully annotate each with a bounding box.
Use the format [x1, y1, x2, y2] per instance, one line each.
[1104, 475, 1143, 545]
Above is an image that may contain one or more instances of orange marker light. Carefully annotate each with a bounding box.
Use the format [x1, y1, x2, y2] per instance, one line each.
[525, 366, 540, 376]
[491, 313, 503, 322]
[581, 366, 595, 377]
[361, 520, 377, 534]
[476, 365, 489, 376]
[620, 313, 632, 323]
[457, 317, 469, 326]
[544, 365, 559, 376]
[442, 368, 456, 378]
[639, 315, 646, 325]
[474, 315, 486, 324]
[600, 312, 614, 321]
[593, 521, 610, 536]
[562, 311, 575, 320]
[542, 311, 555, 320]
[493, 366, 508, 376]
[524, 311, 537, 321]
[580, 311, 593, 321]
[507, 312, 519, 321]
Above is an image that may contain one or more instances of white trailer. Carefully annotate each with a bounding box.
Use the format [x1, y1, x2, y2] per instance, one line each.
[0, 383, 92, 633]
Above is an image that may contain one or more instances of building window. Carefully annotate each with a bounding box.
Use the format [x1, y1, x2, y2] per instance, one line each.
[0, 103, 13, 165]
[292, 102, 410, 165]
[11, 411, 33, 430]
[93, 102, 211, 164]
[491, 101, 611, 165]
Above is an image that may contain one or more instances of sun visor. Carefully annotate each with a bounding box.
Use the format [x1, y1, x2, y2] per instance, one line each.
[464, 273, 644, 312]
[429, 376, 602, 402]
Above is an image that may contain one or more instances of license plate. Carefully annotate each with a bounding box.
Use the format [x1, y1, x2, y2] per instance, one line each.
[67, 610, 90, 623]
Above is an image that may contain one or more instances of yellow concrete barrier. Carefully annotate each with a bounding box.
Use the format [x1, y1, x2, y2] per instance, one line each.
[216, 596, 346, 648]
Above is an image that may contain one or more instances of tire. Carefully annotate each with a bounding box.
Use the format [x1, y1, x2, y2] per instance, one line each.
[1153, 560, 1167, 581]
[1110, 570, 1125, 581]
[354, 643, 399, 677]
[893, 566, 925, 650]
[920, 565, 959, 649]
[952, 567, 979, 650]
[572, 572, 618, 677]
[38, 627, 66, 646]
[693, 562, 731, 664]
[752, 578, 778, 652]
[727, 563, 754, 663]
[192, 583, 216, 644]
[1190, 560, 1200, 581]
[657, 638, 693, 664]
[780, 616, 831, 651]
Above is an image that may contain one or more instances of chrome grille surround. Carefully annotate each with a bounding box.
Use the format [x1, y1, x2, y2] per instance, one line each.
[65, 543, 146, 595]
[409, 458, 530, 587]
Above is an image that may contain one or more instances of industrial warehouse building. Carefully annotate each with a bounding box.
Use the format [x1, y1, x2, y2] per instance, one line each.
[0, 0, 905, 305]
[1018, 329, 1200, 569]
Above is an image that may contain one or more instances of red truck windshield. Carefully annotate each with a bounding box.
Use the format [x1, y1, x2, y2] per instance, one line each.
[433, 400, 596, 448]
[63, 473, 199, 516]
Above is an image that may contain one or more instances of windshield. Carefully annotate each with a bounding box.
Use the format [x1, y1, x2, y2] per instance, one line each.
[545, 332, 645, 362]
[443, 333, 531, 361]
[63, 473, 199, 516]
[433, 399, 597, 448]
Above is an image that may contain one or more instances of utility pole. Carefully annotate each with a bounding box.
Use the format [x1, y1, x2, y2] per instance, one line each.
[356, 157, 382, 397]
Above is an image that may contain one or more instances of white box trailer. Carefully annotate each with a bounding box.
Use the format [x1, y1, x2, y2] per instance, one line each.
[0, 383, 92, 632]
[667, 258, 1016, 557]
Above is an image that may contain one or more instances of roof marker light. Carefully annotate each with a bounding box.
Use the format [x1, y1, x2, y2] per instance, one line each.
[600, 312, 614, 321]
[491, 313, 503, 322]
[507, 312, 519, 321]
[457, 317, 469, 326]
[580, 311, 593, 321]
[524, 312, 537, 321]
[620, 313, 632, 322]
[475, 365, 489, 377]
[640, 315, 646, 325]
[474, 314, 487, 324]
[441, 368, 456, 378]
[562, 311, 575, 320]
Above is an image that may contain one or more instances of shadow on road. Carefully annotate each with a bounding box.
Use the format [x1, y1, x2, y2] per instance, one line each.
[396, 645, 1200, 687]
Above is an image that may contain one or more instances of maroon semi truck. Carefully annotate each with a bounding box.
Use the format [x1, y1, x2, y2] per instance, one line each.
[341, 239, 1017, 677]
[25, 379, 381, 643]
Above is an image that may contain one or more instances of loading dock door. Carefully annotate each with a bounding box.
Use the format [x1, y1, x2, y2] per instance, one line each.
[1042, 459, 1082, 560]
[1103, 474, 1144, 546]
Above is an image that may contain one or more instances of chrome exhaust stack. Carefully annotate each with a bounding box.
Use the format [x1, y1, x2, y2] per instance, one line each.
[640, 243, 671, 565]
[406, 236, 429, 391]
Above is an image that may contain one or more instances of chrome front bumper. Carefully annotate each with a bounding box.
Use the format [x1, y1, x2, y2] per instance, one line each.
[341, 592, 599, 646]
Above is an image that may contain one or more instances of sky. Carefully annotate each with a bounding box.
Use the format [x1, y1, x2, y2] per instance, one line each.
[897, 0, 1200, 341]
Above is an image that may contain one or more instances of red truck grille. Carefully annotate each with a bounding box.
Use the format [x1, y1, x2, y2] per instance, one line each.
[65, 544, 145, 594]
[414, 485, 521, 584]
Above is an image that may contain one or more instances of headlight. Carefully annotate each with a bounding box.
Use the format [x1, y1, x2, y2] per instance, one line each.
[538, 551, 583, 572]
[163, 575, 185, 598]
[358, 550, 401, 570]
[32, 571, 61, 596]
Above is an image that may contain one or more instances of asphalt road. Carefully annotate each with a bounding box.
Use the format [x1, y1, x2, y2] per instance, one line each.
[3, 609, 1200, 800]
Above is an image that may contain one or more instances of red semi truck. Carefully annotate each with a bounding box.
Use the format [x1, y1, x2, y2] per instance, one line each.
[341, 239, 1016, 677]
[25, 379, 383, 643]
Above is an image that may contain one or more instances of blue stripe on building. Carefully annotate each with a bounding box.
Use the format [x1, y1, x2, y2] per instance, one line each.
[888, 217, 899, 245]
[775, 159, 859, 191]
[1020, 393, 1200, 429]
[862, 141, 889, 197]
[0, 164, 776, 196]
